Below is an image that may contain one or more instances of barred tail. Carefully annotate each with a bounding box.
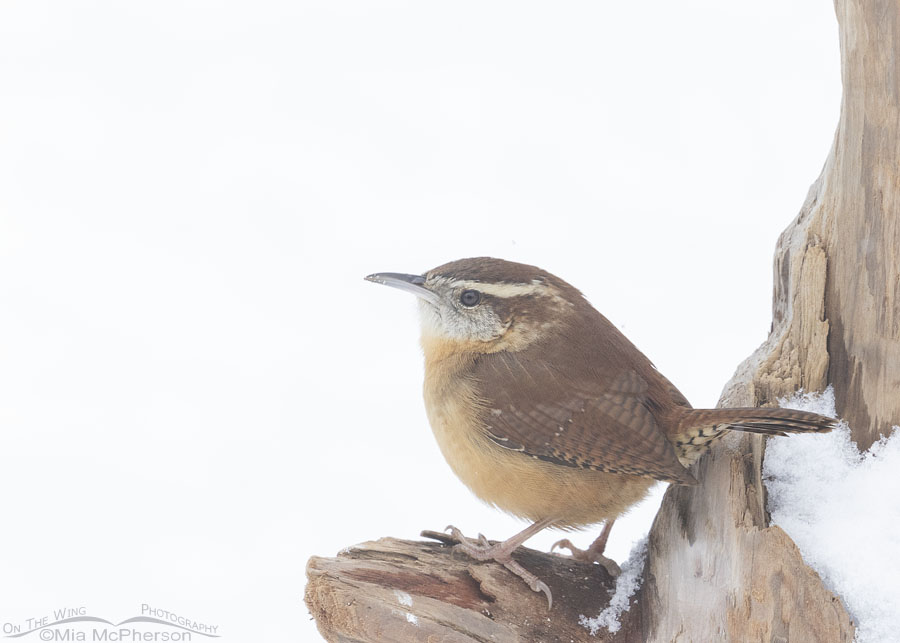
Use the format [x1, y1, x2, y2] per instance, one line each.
[679, 407, 838, 437]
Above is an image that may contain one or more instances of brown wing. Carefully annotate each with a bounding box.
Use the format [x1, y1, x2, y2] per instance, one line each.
[473, 350, 695, 485]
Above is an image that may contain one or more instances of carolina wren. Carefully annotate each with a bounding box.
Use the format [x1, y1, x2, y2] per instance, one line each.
[366, 257, 835, 606]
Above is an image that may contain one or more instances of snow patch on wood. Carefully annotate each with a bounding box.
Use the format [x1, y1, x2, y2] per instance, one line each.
[767, 388, 900, 643]
[579, 538, 647, 635]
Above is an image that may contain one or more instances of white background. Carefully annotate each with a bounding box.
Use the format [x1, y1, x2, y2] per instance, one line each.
[0, 1, 839, 641]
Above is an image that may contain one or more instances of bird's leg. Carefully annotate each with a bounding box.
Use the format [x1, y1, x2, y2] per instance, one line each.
[552, 519, 621, 577]
[443, 517, 556, 608]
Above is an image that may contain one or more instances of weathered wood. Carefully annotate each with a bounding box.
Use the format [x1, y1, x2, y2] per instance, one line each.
[817, 0, 900, 450]
[637, 179, 856, 642]
[305, 534, 639, 642]
[751, 0, 900, 452]
[639, 438, 855, 642]
[638, 0, 900, 639]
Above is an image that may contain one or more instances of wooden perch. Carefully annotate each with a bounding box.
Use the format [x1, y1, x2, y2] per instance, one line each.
[305, 532, 640, 642]
[305, 0, 897, 639]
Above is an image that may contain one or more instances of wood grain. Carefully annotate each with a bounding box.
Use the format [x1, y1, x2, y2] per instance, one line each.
[305, 535, 641, 642]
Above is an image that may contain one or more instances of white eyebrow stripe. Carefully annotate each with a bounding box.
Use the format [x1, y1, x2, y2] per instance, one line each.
[446, 279, 550, 298]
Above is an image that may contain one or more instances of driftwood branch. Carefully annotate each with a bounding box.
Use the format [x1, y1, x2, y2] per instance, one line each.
[305, 0, 897, 639]
[305, 533, 636, 642]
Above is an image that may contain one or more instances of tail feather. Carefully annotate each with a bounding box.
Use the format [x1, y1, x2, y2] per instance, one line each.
[680, 407, 838, 437]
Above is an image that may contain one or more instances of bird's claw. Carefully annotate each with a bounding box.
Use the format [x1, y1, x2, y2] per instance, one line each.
[437, 525, 554, 608]
[499, 556, 553, 609]
[444, 525, 464, 539]
[550, 537, 621, 577]
[534, 579, 553, 610]
[550, 538, 576, 555]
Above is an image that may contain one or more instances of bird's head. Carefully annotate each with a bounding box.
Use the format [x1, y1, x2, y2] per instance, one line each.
[366, 257, 585, 355]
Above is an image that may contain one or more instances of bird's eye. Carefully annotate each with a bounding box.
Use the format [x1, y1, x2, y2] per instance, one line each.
[459, 289, 482, 308]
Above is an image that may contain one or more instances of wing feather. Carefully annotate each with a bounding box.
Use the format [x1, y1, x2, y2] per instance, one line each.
[476, 351, 694, 484]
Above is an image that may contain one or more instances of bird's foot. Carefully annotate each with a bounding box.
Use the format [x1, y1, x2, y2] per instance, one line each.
[444, 525, 553, 608]
[551, 538, 622, 577]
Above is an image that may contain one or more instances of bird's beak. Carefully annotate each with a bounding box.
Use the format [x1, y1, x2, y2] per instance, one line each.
[365, 272, 441, 307]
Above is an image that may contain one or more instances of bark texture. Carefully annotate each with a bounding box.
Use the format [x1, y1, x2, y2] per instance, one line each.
[820, 0, 900, 450]
[305, 533, 638, 642]
[305, 0, 897, 639]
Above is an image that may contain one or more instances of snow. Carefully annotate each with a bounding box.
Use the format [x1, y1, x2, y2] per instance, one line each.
[765, 388, 900, 643]
[393, 590, 413, 607]
[579, 538, 647, 635]
[393, 590, 418, 626]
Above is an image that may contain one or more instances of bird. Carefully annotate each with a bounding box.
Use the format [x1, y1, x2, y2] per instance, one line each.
[365, 257, 836, 607]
